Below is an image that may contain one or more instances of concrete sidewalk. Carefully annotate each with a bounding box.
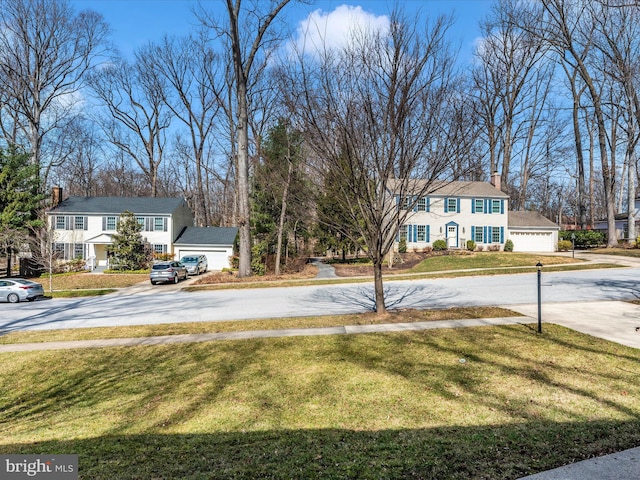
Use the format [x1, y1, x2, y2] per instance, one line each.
[518, 446, 640, 480]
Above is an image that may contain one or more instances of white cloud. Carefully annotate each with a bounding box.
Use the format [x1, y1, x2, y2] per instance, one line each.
[290, 4, 389, 57]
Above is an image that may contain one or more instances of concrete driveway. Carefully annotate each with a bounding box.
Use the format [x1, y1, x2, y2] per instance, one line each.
[508, 300, 640, 349]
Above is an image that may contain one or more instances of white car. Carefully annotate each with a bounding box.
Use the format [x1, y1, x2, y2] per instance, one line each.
[0, 278, 45, 303]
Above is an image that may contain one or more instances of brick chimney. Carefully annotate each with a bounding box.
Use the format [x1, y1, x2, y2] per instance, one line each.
[490, 172, 501, 191]
[51, 186, 63, 207]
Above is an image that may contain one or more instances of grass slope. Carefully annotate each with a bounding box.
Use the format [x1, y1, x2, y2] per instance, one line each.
[1, 324, 639, 479]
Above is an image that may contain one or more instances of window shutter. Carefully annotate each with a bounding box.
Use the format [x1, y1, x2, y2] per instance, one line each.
[426, 197, 430, 212]
[413, 225, 417, 242]
[456, 198, 460, 213]
[84, 217, 88, 230]
[484, 226, 489, 242]
[426, 225, 430, 242]
[444, 198, 449, 213]
[500, 199, 505, 214]
[486, 199, 492, 215]
[102, 217, 106, 231]
[471, 199, 476, 214]
[500, 226, 504, 243]
[395, 195, 400, 210]
[471, 226, 475, 240]
[163, 218, 168, 232]
[407, 225, 412, 242]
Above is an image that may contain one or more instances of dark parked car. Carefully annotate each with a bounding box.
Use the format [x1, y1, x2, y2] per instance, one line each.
[179, 255, 208, 275]
[0, 278, 45, 303]
[150, 261, 188, 285]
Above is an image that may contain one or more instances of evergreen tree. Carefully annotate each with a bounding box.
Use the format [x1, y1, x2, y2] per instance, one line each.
[0, 147, 43, 276]
[107, 211, 150, 270]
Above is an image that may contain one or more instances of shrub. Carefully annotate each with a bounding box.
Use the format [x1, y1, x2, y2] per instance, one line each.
[558, 230, 605, 248]
[432, 239, 447, 251]
[251, 242, 268, 276]
[63, 258, 87, 272]
[504, 239, 514, 252]
[466, 239, 476, 251]
[488, 244, 500, 252]
[476, 244, 484, 252]
[557, 240, 573, 251]
[398, 238, 407, 253]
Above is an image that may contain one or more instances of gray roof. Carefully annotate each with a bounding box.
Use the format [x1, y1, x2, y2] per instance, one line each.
[388, 179, 509, 198]
[174, 227, 238, 246]
[49, 196, 189, 215]
[508, 211, 559, 229]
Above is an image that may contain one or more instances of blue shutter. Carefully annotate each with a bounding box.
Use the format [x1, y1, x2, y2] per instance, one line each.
[413, 225, 417, 242]
[471, 226, 475, 240]
[500, 199, 505, 214]
[486, 199, 491, 215]
[426, 197, 431, 212]
[163, 218, 168, 232]
[413, 196, 418, 212]
[471, 199, 476, 214]
[500, 226, 504, 243]
[456, 198, 460, 213]
[395, 195, 400, 210]
[484, 226, 489, 243]
[426, 225, 430, 242]
[407, 225, 412, 243]
[444, 198, 449, 213]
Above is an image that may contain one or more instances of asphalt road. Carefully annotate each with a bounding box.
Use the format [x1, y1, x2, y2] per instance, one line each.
[1, 265, 639, 333]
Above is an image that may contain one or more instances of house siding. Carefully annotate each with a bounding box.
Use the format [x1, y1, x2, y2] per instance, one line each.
[397, 192, 508, 251]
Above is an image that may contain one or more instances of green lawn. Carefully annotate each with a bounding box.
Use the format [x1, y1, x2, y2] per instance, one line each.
[1, 322, 639, 479]
[408, 252, 581, 273]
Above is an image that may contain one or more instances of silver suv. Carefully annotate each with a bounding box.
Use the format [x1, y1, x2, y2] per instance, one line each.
[179, 255, 208, 275]
[150, 261, 188, 285]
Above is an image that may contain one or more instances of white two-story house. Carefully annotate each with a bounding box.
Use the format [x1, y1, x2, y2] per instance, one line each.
[395, 178, 510, 251]
[46, 189, 237, 270]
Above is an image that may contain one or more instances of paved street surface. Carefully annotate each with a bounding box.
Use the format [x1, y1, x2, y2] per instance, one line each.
[1, 263, 640, 333]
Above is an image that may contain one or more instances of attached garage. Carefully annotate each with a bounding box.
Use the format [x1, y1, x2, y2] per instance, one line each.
[174, 227, 238, 271]
[508, 211, 559, 253]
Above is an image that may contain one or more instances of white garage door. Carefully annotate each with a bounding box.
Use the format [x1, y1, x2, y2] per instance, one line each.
[177, 249, 231, 271]
[509, 231, 555, 252]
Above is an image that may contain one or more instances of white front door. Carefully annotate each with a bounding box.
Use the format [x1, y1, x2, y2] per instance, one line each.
[447, 225, 457, 248]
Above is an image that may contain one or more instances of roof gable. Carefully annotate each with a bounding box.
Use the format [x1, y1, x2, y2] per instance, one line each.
[174, 227, 238, 246]
[48, 197, 189, 215]
[388, 179, 509, 198]
[508, 211, 559, 229]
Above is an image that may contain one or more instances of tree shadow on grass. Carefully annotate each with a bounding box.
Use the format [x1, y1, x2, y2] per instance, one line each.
[2, 420, 639, 479]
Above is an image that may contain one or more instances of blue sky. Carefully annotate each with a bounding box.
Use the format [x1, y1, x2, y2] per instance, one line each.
[72, 0, 494, 63]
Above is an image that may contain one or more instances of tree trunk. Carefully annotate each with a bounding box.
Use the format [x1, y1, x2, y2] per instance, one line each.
[236, 80, 252, 277]
[274, 159, 292, 276]
[373, 259, 386, 313]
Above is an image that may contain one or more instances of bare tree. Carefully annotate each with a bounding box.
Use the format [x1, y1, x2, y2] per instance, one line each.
[148, 33, 225, 225]
[0, 0, 108, 187]
[87, 55, 172, 197]
[473, 0, 550, 195]
[282, 11, 462, 313]
[523, 0, 617, 246]
[198, 0, 293, 277]
[591, 1, 640, 240]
